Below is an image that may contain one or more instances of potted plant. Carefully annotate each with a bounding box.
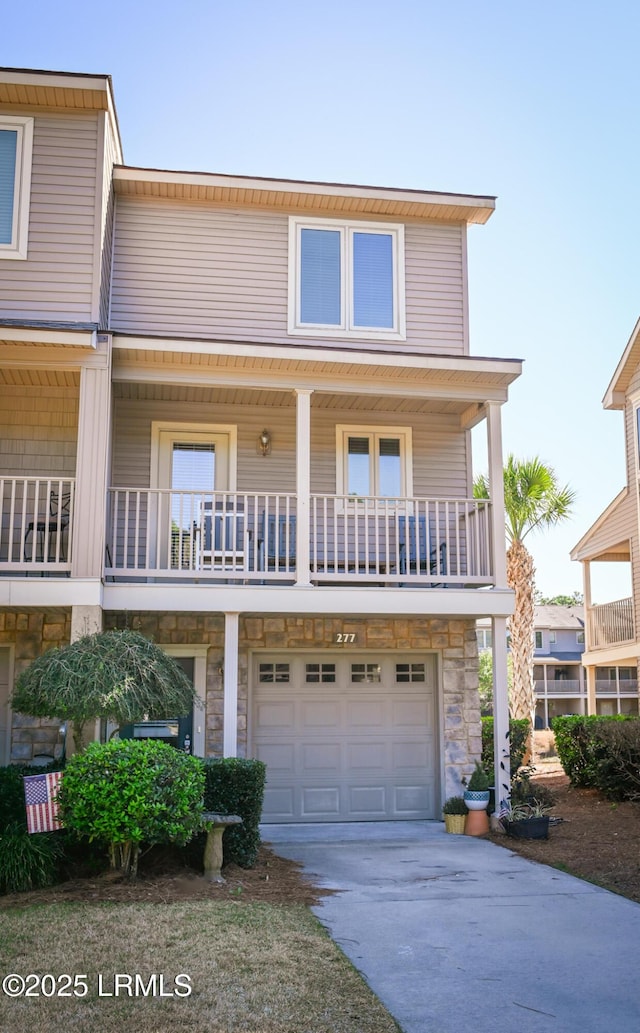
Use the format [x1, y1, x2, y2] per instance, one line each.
[463, 761, 491, 811]
[442, 796, 467, 834]
[501, 800, 550, 840]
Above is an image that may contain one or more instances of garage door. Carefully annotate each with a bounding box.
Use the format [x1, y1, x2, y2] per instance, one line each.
[253, 653, 438, 822]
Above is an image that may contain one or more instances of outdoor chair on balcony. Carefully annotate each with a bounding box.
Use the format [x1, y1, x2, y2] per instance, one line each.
[257, 512, 296, 572]
[398, 515, 447, 582]
[23, 490, 71, 563]
[200, 504, 245, 570]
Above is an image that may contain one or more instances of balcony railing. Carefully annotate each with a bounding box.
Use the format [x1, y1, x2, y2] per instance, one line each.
[105, 489, 494, 586]
[534, 679, 582, 695]
[0, 477, 75, 574]
[587, 597, 636, 649]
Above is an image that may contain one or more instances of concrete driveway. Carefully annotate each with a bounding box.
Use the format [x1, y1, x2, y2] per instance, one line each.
[264, 821, 640, 1033]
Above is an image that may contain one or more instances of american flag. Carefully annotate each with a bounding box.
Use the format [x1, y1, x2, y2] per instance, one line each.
[23, 771, 64, 834]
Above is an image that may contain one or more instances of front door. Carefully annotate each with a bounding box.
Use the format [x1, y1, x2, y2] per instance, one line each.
[152, 425, 234, 571]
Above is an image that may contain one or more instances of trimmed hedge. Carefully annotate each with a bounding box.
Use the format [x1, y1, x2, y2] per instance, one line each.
[202, 758, 266, 868]
[552, 715, 640, 799]
[59, 740, 204, 876]
[481, 717, 529, 775]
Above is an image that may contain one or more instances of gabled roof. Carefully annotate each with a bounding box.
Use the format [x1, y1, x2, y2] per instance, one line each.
[603, 316, 640, 410]
[570, 488, 631, 562]
[0, 66, 123, 164]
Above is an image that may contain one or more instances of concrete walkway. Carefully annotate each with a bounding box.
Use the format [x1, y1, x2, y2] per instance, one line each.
[263, 821, 640, 1033]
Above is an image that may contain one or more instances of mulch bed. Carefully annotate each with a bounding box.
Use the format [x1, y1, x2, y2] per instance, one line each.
[489, 772, 640, 903]
[0, 845, 328, 909]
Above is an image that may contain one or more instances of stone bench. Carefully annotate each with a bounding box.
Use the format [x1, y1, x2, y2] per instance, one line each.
[201, 811, 243, 883]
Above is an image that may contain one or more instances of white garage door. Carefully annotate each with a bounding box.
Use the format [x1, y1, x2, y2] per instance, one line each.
[253, 653, 438, 822]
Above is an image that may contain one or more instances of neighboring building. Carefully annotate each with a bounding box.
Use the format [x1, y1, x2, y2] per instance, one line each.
[0, 67, 521, 820]
[477, 606, 638, 725]
[571, 317, 640, 718]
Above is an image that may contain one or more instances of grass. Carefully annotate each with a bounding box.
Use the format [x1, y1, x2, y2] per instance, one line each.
[0, 901, 402, 1033]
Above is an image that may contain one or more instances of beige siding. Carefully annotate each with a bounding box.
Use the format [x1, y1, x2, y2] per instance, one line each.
[584, 491, 635, 558]
[0, 112, 100, 321]
[111, 395, 468, 497]
[99, 116, 118, 327]
[110, 197, 465, 354]
[0, 383, 79, 475]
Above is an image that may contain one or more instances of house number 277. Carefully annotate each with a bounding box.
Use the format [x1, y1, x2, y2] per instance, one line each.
[335, 633, 357, 644]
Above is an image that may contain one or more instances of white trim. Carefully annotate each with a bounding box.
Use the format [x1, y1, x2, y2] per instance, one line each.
[335, 423, 414, 499]
[150, 421, 238, 491]
[162, 644, 208, 758]
[0, 115, 33, 260]
[288, 216, 406, 341]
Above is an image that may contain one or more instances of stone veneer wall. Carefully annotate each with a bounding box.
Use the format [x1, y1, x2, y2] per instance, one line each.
[0, 609, 71, 762]
[105, 612, 481, 798]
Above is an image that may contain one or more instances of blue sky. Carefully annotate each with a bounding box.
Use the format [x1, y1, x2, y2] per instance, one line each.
[4, 1, 639, 602]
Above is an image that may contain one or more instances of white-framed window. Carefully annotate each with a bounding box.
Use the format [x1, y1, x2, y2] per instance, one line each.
[336, 425, 413, 500]
[0, 115, 33, 260]
[476, 628, 493, 650]
[549, 631, 557, 645]
[534, 631, 543, 649]
[288, 216, 406, 339]
[576, 630, 585, 645]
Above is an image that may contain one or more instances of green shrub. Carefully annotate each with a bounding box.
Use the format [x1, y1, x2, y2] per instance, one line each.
[481, 717, 529, 775]
[0, 823, 64, 894]
[552, 715, 640, 799]
[201, 758, 266, 868]
[552, 715, 628, 787]
[442, 795, 467, 815]
[466, 760, 490, 791]
[58, 740, 204, 877]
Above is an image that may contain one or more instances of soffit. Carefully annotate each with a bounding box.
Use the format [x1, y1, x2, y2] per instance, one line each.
[0, 367, 80, 388]
[111, 344, 520, 402]
[113, 167, 495, 225]
[0, 70, 112, 111]
[111, 380, 465, 415]
[604, 316, 640, 409]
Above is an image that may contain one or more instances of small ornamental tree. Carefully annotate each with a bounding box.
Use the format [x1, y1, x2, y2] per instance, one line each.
[58, 739, 205, 878]
[12, 629, 198, 749]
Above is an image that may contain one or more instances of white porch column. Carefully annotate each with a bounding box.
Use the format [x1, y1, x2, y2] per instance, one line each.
[586, 665, 597, 716]
[582, 560, 597, 715]
[295, 388, 313, 587]
[223, 612, 240, 757]
[71, 344, 112, 578]
[492, 615, 511, 810]
[71, 605, 103, 642]
[486, 401, 507, 589]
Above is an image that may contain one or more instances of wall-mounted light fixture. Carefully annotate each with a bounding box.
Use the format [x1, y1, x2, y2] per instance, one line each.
[258, 429, 272, 457]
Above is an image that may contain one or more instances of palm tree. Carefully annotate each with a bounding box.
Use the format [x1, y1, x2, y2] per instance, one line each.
[474, 456, 575, 730]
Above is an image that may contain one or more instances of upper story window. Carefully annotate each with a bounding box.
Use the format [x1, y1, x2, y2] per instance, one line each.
[576, 630, 585, 645]
[0, 115, 33, 260]
[288, 217, 406, 340]
[534, 631, 543, 649]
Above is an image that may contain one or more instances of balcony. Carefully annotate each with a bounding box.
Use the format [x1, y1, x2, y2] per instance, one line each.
[0, 480, 496, 588]
[587, 598, 635, 649]
[0, 477, 75, 575]
[104, 489, 493, 587]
